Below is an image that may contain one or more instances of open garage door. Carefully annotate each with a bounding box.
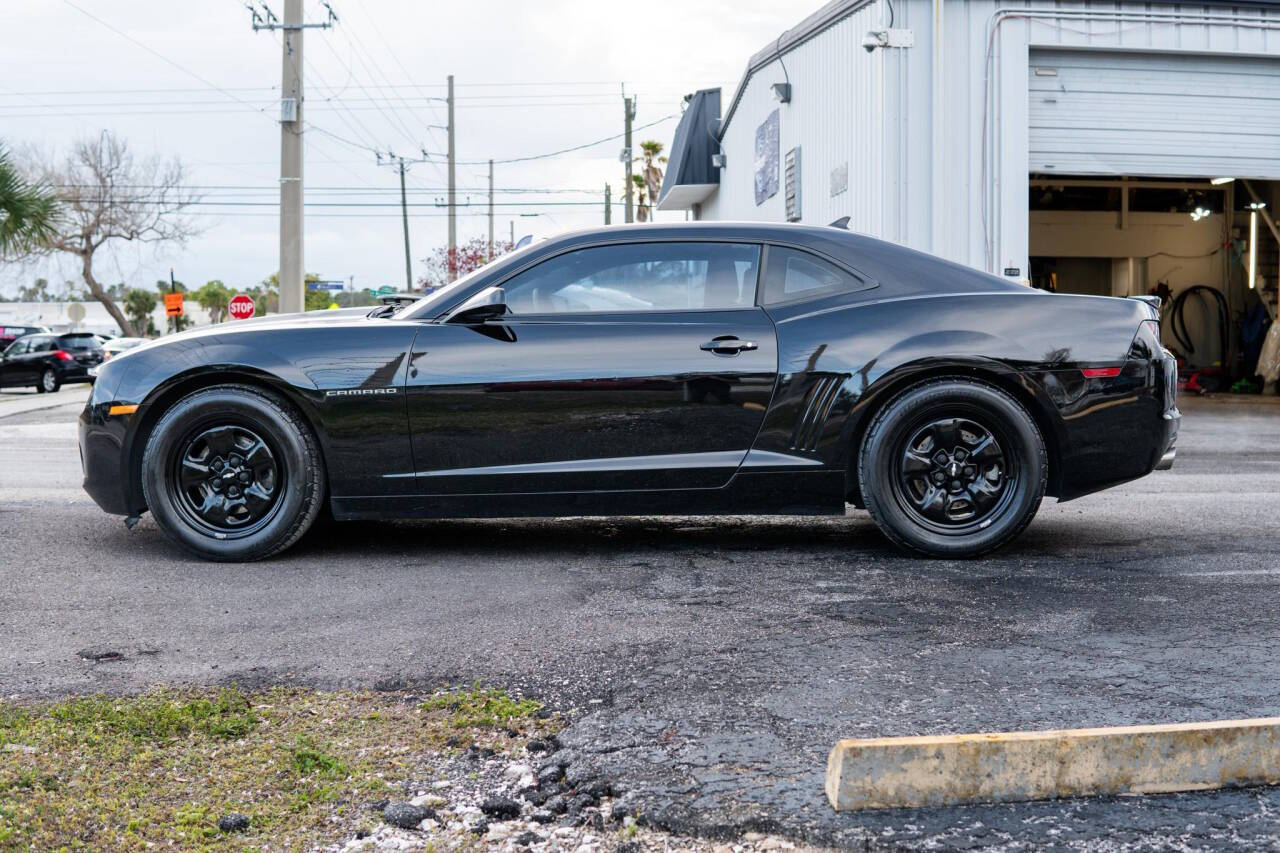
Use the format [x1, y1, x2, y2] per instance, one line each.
[1029, 49, 1280, 179]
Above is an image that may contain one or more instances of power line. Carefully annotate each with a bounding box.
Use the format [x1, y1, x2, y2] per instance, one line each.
[60, 0, 275, 123]
[469, 115, 676, 165]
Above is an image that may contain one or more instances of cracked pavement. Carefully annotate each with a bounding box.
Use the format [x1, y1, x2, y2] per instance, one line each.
[2, 387, 1279, 848]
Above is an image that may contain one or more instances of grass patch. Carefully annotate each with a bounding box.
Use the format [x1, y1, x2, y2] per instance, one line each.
[419, 684, 543, 729]
[0, 686, 559, 850]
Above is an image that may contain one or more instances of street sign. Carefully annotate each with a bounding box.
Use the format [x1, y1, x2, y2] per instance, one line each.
[163, 292, 184, 317]
[228, 294, 256, 320]
[307, 281, 345, 291]
[66, 302, 86, 323]
[376, 285, 396, 296]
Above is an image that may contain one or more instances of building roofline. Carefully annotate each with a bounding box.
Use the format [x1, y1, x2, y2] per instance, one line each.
[717, 0, 1280, 137]
[719, 0, 875, 135]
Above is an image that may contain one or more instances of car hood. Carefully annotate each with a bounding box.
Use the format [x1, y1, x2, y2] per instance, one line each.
[110, 308, 383, 363]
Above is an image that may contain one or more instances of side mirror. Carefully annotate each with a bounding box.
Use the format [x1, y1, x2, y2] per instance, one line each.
[447, 286, 508, 324]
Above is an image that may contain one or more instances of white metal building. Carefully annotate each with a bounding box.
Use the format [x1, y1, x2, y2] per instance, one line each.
[658, 0, 1280, 372]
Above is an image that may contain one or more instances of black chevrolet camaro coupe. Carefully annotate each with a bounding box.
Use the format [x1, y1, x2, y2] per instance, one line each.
[80, 222, 1179, 561]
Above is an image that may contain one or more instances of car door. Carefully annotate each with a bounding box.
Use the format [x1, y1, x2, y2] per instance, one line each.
[404, 240, 778, 495]
[0, 338, 30, 387]
[23, 336, 56, 384]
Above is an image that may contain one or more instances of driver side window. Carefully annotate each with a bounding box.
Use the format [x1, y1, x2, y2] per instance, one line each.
[501, 242, 761, 315]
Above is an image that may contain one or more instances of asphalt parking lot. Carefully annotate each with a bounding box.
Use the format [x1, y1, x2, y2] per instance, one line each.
[2, 385, 1279, 848]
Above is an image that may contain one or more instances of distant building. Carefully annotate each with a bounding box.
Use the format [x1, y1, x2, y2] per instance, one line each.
[659, 0, 1280, 358]
[0, 300, 211, 337]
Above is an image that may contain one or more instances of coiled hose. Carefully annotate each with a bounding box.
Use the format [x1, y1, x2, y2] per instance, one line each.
[1166, 285, 1229, 367]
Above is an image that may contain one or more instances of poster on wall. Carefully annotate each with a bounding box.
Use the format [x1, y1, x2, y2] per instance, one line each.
[754, 109, 780, 206]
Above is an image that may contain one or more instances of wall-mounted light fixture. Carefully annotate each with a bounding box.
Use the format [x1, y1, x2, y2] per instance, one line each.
[1248, 201, 1266, 290]
[711, 152, 727, 169]
[771, 82, 792, 103]
[1190, 207, 1211, 221]
[1210, 177, 1235, 185]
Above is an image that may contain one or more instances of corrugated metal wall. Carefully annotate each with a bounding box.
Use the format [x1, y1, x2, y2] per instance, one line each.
[700, 0, 1280, 279]
[700, 2, 885, 233]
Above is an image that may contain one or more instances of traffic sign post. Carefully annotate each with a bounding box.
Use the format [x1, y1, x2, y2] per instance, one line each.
[228, 294, 256, 321]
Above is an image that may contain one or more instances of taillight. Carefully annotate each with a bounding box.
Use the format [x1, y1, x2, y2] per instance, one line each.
[1081, 367, 1122, 379]
[53, 349, 73, 361]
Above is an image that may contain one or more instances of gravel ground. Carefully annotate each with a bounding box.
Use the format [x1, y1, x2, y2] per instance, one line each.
[2, 389, 1278, 849]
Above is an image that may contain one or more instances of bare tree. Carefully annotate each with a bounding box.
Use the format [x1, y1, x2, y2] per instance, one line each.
[40, 132, 201, 336]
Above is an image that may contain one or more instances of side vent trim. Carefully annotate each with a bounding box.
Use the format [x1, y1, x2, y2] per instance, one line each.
[790, 373, 848, 452]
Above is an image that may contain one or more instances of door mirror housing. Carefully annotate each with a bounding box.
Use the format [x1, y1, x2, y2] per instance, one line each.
[447, 286, 508, 324]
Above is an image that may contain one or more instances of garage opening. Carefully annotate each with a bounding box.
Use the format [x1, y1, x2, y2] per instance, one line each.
[1026, 48, 1279, 392]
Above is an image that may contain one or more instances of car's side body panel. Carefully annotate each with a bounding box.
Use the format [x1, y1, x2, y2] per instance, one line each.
[399, 308, 780, 495]
[82, 314, 419, 516]
[760, 289, 1170, 501]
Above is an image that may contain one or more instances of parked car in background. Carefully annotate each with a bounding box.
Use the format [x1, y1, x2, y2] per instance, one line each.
[102, 336, 146, 361]
[0, 332, 105, 393]
[0, 325, 49, 349]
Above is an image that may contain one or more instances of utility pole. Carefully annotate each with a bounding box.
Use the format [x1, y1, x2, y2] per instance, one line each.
[447, 74, 457, 279]
[604, 183, 611, 225]
[397, 159, 412, 291]
[622, 88, 636, 224]
[487, 159, 494, 259]
[377, 151, 431, 292]
[247, 0, 337, 314]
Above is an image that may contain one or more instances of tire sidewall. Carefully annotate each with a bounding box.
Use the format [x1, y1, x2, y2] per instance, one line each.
[142, 387, 315, 561]
[41, 368, 59, 393]
[860, 380, 1046, 557]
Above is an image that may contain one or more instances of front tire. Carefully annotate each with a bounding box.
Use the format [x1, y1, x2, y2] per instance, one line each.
[141, 384, 325, 561]
[858, 379, 1047, 558]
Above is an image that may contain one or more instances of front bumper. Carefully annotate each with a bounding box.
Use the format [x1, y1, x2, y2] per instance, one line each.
[78, 365, 135, 516]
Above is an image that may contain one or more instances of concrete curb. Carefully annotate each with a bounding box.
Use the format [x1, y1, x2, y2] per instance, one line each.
[826, 717, 1280, 810]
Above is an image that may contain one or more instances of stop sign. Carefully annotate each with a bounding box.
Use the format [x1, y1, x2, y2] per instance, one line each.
[228, 294, 255, 320]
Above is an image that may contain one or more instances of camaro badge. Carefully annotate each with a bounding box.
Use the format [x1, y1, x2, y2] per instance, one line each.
[325, 388, 398, 397]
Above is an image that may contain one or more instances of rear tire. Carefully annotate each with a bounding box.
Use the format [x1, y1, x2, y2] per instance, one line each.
[858, 379, 1046, 558]
[141, 384, 325, 561]
[38, 368, 59, 394]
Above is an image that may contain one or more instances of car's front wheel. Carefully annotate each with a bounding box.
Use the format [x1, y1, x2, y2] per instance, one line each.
[858, 378, 1047, 558]
[141, 384, 326, 561]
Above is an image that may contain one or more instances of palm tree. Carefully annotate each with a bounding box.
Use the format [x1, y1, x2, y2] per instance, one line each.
[633, 140, 667, 221]
[0, 143, 60, 259]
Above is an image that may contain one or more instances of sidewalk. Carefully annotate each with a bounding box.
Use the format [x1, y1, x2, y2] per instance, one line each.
[0, 386, 91, 419]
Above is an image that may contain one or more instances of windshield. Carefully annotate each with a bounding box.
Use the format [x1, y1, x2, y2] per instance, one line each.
[392, 240, 542, 320]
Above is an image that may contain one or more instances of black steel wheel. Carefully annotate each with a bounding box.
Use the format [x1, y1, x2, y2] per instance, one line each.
[141, 385, 325, 561]
[859, 379, 1046, 557]
[171, 424, 283, 537]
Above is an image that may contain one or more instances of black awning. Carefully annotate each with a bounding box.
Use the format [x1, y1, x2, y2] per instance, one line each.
[657, 88, 721, 210]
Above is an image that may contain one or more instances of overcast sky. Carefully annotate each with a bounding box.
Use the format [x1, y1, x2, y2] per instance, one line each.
[1, 0, 806, 298]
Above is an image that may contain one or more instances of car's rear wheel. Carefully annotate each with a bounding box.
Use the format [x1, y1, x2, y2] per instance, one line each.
[37, 368, 59, 394]
[141, 384, 325, 561]
[858, 379, 1046, 557]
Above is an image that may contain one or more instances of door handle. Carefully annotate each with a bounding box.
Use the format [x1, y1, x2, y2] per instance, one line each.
[700, 336, 758, 355]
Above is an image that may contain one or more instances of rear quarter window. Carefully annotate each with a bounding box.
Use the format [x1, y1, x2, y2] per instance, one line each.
[762, 246, 872, 306]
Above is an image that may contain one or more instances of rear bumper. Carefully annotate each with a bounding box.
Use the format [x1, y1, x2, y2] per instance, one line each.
[1154, 401, 1180, 470]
